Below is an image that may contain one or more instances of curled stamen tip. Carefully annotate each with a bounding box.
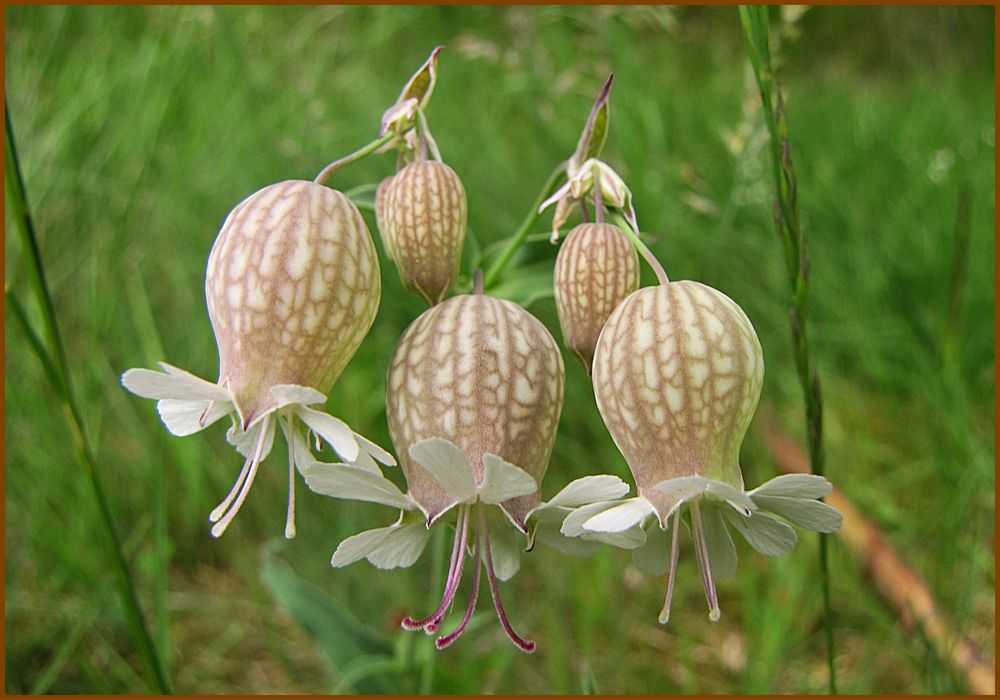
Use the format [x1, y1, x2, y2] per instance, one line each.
[658, 610, 671, 625]
[424, 624, 439, 635]
[400, 617, 425, 631]
[517, 640, 537, 654]
[434, 636, 456, 650]
[208, 506, 225, 523]
[209, 522, 227, 539]
[709, 607, 721, 622]
[284, 524, 297, 539]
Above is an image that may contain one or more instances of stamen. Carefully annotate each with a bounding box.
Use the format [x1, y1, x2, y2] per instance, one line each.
[210, 416, 270, 538]
[481, 508, 536, 654]
[658, 509, 682, 624]
[209, 427, 261, 522]
[435, 530, 482, 650]
[283, 413, 297, 539]
[691, 501, 721, 622]
[402, 506, 470, 631]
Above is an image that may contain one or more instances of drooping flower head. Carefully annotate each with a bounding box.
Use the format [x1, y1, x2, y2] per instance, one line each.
[123, 180, 394, 538]
[568, 280, 842, 622]
[554, 222, 640, 373]
[306, 289, 633, 651]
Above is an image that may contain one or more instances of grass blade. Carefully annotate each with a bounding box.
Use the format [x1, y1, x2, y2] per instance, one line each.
[738, 6, 837, 693]
[6, 104, 173, 694]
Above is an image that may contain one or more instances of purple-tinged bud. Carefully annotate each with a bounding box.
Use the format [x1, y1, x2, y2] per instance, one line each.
[381, 160, 467, 305]
[554, 222, 640, 373]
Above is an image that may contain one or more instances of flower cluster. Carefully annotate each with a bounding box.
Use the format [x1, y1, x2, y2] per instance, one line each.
[123, 51, 841, 654]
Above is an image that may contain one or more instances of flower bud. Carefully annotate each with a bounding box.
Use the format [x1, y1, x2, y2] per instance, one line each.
[386, 292, 564, 528]
[381, 160, 467, 305]
[592, 281, 763, 522]
[374, 175, 398, 263]
[554, 222, 639, 372]
[206, 180, 381, 426]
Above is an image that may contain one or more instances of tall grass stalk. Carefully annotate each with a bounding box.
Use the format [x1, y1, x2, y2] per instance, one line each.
[5, 106, 173, 694]
[738, 7, 836, 693]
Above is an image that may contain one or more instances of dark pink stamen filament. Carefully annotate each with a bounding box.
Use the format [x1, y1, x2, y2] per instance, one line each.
[435, 532, 482, 649]
[401, 505, 470, 631]
[481, 508, 536, 654]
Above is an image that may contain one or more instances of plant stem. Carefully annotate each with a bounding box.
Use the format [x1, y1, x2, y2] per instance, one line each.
[738, 7, 836, 692]
[483, 163, 566, 290]
[313, 132, 396, 185]
[610, 211, 669, 285]
[6, 105, 173, 694]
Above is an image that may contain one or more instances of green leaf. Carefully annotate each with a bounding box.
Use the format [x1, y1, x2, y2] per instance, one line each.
[260, 547, 404, 694]
[486, 262, 554, 308]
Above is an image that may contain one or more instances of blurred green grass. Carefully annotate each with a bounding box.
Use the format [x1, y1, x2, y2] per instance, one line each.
[5, 5, 994, 694]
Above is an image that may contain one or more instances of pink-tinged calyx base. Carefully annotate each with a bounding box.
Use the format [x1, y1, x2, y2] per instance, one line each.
[554, 222, 640, 372]
[592, 281, 763, 523]
[386, 293, 564, 528]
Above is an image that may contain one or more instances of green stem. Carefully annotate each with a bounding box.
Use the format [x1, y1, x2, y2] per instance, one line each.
[313, 132, 396, 185]
[610, 211, 669, 285]
[738, 7, 835, 693]
[6, 105, 173, 694]
[483, 163, 566, 290]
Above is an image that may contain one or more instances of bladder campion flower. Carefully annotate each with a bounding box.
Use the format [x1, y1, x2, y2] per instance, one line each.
[565, 280, 842, 622]
[122, 180, 394, 538]
[305, 290, 634, 651]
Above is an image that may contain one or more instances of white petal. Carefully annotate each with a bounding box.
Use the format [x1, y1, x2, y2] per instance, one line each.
[750, 473, 832, 500]
[349, 448, 380, 473]
[156, 399, 231, 436]
[479, 454, 538, 504]
[752, 494, 843, 533]
[583, 526, 646, 550]
[364, 523, 432, 569]
[295, 406, 360, 462]
[121, 365, 230, 402]
[583, 498, 656, 533]
[704, 481, 756, 517]
[303, 463, 412, 510]
[285, 424, 316, 476]
[270, 384, 327, 408]
[543, 475, 630, 509]
[561, 501, 625, 538]
[537, 180, 572, 214]
[331, 527, 394, 567]
[354, 433, 397, 467]
[723, 509, 798, 557]
[227, 416, 276, 460]
[631, 524, 672, 577]
[487, 521, 522, 582]
[532, 522, 604, 557]
[654, 475, 712, 503]
[408, 438, 477, 504]
[702, 503, 737, 580]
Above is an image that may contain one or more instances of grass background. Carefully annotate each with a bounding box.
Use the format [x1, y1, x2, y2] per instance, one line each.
[5, 5, 994, 694]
